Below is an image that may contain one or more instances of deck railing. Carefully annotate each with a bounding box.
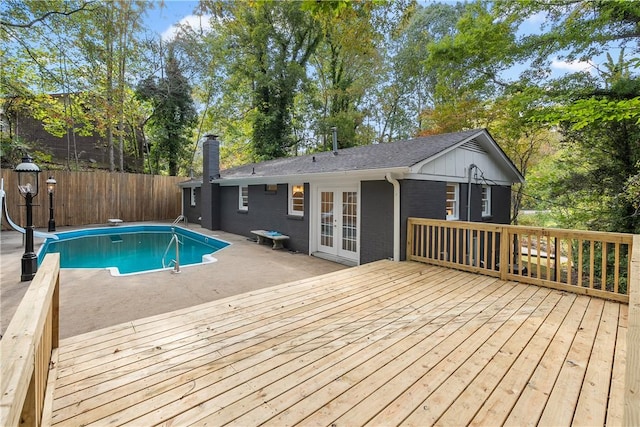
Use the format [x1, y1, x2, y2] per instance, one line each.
[407, 218, 640, 425]
[407, 218, 637, 303]
[0, 253, 60, 427]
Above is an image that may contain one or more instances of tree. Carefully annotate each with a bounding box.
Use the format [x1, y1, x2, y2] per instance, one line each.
[202, 0, 323, 161]
[73, 0, 149, 171]
[499, 1, 640, 233]
[404, 0, 639, 233]
[369, 2, 460, 142]
[308, 2, 386, 150]
[136, 45, 197, 176]
[2, 0, 151, 171]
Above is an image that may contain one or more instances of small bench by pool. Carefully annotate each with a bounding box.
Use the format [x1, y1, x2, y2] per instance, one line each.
[107, 218, 123, 226]
[251, 230, 289, 250]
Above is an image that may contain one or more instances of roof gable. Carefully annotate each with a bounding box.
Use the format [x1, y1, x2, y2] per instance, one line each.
[217, 129, 523, 184]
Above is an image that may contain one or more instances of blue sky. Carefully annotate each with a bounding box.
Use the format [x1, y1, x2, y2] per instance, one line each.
[145, 1, 203, 41]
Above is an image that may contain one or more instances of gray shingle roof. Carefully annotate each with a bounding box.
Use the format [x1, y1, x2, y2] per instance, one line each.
[221, 129, 485, 179]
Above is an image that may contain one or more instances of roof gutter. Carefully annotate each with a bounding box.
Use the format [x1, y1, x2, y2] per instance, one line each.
[213, 167, 409, 186]
[385, 172, 401, 262]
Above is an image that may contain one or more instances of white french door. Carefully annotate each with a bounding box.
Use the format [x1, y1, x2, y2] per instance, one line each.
[317, 188, 358, 261]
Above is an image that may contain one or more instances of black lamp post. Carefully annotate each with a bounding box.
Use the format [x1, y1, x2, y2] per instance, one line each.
[46, 176, 56, 232]
[16, 154, 41, 281]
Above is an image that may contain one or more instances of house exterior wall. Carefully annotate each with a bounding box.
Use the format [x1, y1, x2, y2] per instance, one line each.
[417, 142, 514, 185]
[219, 183, 309, 253]
[207, 178, 510, 265]
[487, 185, 512, 224]
[360, 180, 394, 264]
[399, 180, 446, 260]
[181, 187, 201, 224]
[397, 180, 511, 260]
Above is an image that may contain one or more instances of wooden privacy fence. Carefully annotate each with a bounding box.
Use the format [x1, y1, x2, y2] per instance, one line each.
[1, 170, 184, 229]
[406, 217, 638, 303]
[0, 253, 60, 427]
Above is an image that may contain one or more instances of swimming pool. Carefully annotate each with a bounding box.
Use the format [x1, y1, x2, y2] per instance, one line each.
[38, 225, 230, 276]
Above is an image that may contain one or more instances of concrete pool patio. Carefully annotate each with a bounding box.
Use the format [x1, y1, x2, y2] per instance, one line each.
[0, 223, 346, 339]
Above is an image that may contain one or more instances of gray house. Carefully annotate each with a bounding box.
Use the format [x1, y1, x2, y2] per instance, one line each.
[179, 129, 524, 265]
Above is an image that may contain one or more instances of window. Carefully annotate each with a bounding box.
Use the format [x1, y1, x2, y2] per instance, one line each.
[288, 184, 304, 216]
[239, 185, 248, 210]
[190, 187, 196, 207]
[481, 185, 491, 217]
[265, 184, 277, 193]
[446, 183, 459, 220]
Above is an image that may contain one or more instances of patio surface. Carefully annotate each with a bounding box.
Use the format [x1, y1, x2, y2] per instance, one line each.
[0, 223, 346, 339]
[45, 260, 627, 426]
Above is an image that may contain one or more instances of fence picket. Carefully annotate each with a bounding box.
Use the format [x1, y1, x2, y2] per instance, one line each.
[1, 170, 183, 229]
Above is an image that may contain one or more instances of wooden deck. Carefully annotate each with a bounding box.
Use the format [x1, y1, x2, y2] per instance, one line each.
[45, 260, 628, 426]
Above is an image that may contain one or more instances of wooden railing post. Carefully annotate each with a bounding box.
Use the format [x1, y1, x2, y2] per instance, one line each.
[499, 226, 509, 281]
[52, 272, 60, 349]
[406, 218, 414, 261]
[624, 235, 640, 426]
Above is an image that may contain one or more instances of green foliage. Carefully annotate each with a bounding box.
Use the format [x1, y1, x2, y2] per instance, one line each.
[205, 0, 323, 161]
[136, 46, 197, 176]
[538, 97, 640, 130]
[3, 0, 640, 243]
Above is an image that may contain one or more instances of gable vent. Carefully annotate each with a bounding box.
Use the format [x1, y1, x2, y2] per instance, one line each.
[462, 138, 486, 154]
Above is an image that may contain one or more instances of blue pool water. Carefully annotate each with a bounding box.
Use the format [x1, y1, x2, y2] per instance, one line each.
[38, 225, 230, 275]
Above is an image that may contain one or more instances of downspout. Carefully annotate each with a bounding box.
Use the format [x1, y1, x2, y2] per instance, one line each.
[467, 163, 477, 222]
[385, 172, 400, 262]
[467, 164, 477, 265]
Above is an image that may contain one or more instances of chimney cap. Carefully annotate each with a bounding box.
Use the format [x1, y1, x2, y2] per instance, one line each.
[204, 134, 219, 139]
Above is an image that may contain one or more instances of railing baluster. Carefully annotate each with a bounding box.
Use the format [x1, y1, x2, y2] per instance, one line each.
[405, 218, 634, 302]
[590, 240, 595, 289]
[602, 241, 608, 291]
[567, 238, 573, 285]
[614, 242, 620, 293]
[461, 226, 467, 265]
[578, 239, 584, 287]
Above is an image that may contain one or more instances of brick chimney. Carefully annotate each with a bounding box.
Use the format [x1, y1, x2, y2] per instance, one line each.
[201, 134, 220, 229]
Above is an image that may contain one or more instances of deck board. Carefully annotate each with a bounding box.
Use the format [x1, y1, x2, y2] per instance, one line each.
[46, 260, 628, 426]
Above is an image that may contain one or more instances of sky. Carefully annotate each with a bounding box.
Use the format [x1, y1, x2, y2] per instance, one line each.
[146, 1, 206, 41]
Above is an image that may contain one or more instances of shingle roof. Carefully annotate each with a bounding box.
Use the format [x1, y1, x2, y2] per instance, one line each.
[221, 129, 485, 179]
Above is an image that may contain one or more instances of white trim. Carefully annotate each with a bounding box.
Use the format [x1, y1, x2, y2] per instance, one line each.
[404, 172, 514, 186]
[446, 183, 459, 221]
[238, 185, 248, 211]
[288, 184, 304, 216]
[385, 173, 400, 262]
[409, 129, 524, 183]
[410, 132, 483, 173]
[482, 185, 492, 217]
[311, 184, 360, 264]
[213, 167, 409, 186]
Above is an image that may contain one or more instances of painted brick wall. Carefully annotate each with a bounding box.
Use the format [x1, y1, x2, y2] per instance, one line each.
[489, 185, 512, 224]
[219, 183, 309, 252]
[399, 180, 446, 260]
[181, 187, 201, 224]
[360, 180, 394, 264]
[398, 180, 512, 259]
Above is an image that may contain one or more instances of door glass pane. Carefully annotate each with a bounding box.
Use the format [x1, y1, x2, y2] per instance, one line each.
[320, 192, 333, 247]
[342, 191, 357, 252]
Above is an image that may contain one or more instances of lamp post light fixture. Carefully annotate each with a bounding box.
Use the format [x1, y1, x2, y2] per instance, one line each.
[46, 176, 57, 232]
[15, 154, 41, 281]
